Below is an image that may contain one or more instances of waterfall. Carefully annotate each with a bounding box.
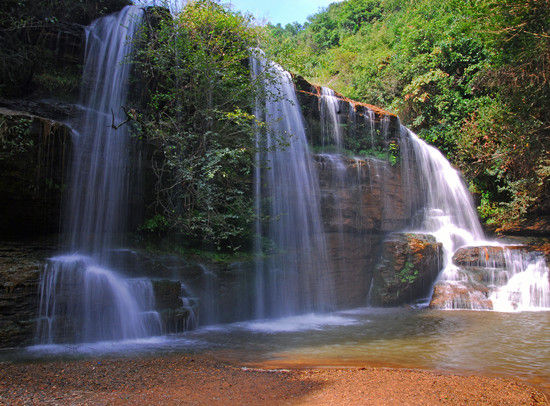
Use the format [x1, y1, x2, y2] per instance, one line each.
[399, 126, 549, 311]
[320, 87, 344, 150]
[67, 6, 143, 256]
[34, 6, 165, 344]
[251, 56, 334, 318]
[36, 255, 161, 344]
[400, 128, 484, 255]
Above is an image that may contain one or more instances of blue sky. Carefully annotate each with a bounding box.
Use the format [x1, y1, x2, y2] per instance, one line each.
[223, 0, 342, 25]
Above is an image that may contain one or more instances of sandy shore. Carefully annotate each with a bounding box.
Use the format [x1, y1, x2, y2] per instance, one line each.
[0, 354, 547, 405]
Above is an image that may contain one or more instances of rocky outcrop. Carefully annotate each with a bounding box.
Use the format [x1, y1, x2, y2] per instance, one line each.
[452, 245, 524, 267]
[104, 249, 256, 326]
[0, 242, 56, 347]
[430, 244, 550, 310]
[369, 233, 443, 306]
[151, 279, 197, 333]
[495, 215, 550, 237]
[293, 74, 400, 153]
[316, 155, 412, 233]
[314, 154, 422, 308]
[430, 282, 492, 310]
[0, 109, 71, 238]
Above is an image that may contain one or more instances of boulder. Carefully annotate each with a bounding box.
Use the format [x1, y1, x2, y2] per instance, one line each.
[452, 245, 524, 268]
[152, 279, 198, 333]
[430, 281, 493, 310]
[370, 233, 443, 306]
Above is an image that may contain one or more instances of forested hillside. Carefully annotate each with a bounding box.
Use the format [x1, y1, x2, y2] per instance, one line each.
[265, 0, 549, 232]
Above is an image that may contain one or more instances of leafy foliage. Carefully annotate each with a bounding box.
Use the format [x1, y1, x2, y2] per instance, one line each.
[265, 0, 550, 229]
[0, 0, 131, 97]
[132, 1, 263, 251]
[0, 116, 33, 160]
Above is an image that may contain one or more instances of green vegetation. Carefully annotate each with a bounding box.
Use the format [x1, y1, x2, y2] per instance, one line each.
[132, 1, 263, 252]
[265, 0, 549, 230]
[0, 116, 33, 160]
[0, 0, 131, 98]
[2, 0, 548, 246]
[398, 260, 418, 284]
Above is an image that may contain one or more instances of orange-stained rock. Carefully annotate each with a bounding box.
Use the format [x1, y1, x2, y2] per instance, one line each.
[369, 233, 443, 306]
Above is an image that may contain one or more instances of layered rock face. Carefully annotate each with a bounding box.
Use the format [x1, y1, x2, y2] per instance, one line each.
[296, 80, 431, 309]
[0, 109, 72, 238]
[0, 50, 435, 347]
[0, 243, 56, 347]
[315, 154, 422, 307]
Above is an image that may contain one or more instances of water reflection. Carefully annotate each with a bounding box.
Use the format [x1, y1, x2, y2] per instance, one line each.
[8, 308, 549, 391]
[191, 308, 550, 386]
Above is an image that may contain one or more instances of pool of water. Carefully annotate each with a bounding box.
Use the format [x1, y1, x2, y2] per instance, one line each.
[7, 308, 549, 390]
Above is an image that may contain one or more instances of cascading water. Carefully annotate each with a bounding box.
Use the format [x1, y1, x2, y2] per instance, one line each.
[68, 6, 142, 255]
[399, 125, 549, 311]
[36, 255, 161, 343]
[400, 127, 484, 256]
[320, 87, 344, 150]
[34, 6, 164, 344]
[490, 252, 550, 311]
[251, 56, 334, 318]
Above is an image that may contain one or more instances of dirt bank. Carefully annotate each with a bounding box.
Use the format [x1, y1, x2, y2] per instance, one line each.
[0, 354, 547, 405]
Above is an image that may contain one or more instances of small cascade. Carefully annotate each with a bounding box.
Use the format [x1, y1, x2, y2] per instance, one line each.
[36, 255, 161, 344]
[321, 87, 344, 150]
[251, 56, 334, 318]
[490, 253, 550, 312]
[348, 102, 357, 140]
[400, 127, 483, 257]
[399, 126, 549, 311]
[198, 265, 220, 325]
[180, 282, 198, 331]
[365, 109, 376, 148]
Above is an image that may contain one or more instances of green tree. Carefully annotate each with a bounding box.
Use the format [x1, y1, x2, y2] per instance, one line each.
[133, 1, 263, 251]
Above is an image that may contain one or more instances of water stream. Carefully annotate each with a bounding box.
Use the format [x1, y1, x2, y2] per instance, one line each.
[251, 56, 334, 318]
[399, 126, 549, 311]
[34, 6, 164, 344]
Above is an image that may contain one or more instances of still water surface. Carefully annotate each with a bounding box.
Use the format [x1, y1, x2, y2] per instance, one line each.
[11, 308, 550, 390]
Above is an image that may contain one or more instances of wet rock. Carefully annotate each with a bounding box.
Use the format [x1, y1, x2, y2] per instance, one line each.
[0, 242, 56, 348]
[436, 243, 549, 310]
[316, 155, 413, 234]
[430, 282, 493, 310]
[370, 233, 443, 306]
[314, 154, 424, 308]
[152, 279, 183, 310]
[0, 109, 71, 238]
[292, 73, 400, 151]
[153, 277, 198, 333]
[452, 246, 524, 268]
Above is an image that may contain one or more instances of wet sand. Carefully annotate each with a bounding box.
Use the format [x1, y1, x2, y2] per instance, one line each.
[0, 354, 547, 405]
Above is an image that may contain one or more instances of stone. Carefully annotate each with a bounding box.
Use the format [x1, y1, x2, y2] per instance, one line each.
[0, 109, 72, 238]
[430, 282, 492, 310]
[452, 246, 523, 268]
[370, 233, 443, 306]
[0, 242, 56, 348]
